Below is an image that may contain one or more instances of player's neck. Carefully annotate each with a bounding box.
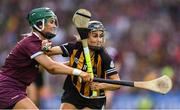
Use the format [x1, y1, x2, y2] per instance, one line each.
[33, 31, 46, 40]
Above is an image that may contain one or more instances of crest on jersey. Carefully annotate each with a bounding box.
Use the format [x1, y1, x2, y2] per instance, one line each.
[110, 61, 115, 68]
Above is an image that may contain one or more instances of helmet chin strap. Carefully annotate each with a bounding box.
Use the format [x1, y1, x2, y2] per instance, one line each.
[37, 30, 56, 39]
[33, 19, 56, 39]
[43, 32, 56, 39]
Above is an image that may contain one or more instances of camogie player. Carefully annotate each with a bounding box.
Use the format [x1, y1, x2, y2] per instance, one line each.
[0, 7, 91, 109]
[42, 21, 121, 109]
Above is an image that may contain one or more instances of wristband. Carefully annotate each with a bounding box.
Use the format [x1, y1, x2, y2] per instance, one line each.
[72, 69, 82, 76]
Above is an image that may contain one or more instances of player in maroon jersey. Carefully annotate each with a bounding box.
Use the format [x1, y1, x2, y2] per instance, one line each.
[0, 7, 91, 109]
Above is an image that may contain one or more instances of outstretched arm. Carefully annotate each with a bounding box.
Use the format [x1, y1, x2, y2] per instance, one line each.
[35, 53, 91, 82]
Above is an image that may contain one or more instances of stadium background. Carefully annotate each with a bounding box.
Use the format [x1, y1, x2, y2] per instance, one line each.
[0, 0, 179, 109]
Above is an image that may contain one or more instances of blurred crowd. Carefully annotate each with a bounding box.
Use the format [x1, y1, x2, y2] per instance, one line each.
[0, 0, 180, 109]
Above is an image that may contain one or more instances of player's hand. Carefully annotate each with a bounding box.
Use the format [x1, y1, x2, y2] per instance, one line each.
[89, 82, 103, 90]
[79, 71, 92, 82]
[42, 39, 52, 52]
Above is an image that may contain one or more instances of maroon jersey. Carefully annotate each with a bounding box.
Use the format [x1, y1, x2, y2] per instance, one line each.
[0, 32, 43, 86]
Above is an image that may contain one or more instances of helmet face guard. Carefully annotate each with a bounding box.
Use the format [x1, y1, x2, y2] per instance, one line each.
[27, 7, 58, 39]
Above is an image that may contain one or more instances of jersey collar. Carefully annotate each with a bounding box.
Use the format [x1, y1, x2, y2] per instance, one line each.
[32, 32, 41, 40]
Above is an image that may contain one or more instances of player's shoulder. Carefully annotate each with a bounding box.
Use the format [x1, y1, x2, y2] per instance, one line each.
[17, 33, 41, 50]
[20, 33, 40, 44]
[99, 47, 113, 60]
[99, 47, 109, 55]
[76, 41, 83, 47]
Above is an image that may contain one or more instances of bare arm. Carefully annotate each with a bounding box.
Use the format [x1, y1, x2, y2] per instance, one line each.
[90, 74, 121, 91]
[44, 46, 63, 56]
[35, 54, 72, 75]
[34, 54, 91, 81]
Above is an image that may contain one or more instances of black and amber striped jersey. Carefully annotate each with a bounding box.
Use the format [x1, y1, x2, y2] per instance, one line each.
[60, 42, 118, 98]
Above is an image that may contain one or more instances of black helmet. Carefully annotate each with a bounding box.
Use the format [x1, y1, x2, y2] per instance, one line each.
[88, 21, 105, 32]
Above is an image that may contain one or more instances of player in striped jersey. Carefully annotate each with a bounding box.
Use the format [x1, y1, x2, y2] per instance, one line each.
[42, 21, 120, 109]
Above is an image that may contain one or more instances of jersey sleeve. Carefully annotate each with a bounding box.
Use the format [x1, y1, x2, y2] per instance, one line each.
[23, 39, 43, 59]
[100, 48, 118, 76]
[60, 42, 76, 57]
